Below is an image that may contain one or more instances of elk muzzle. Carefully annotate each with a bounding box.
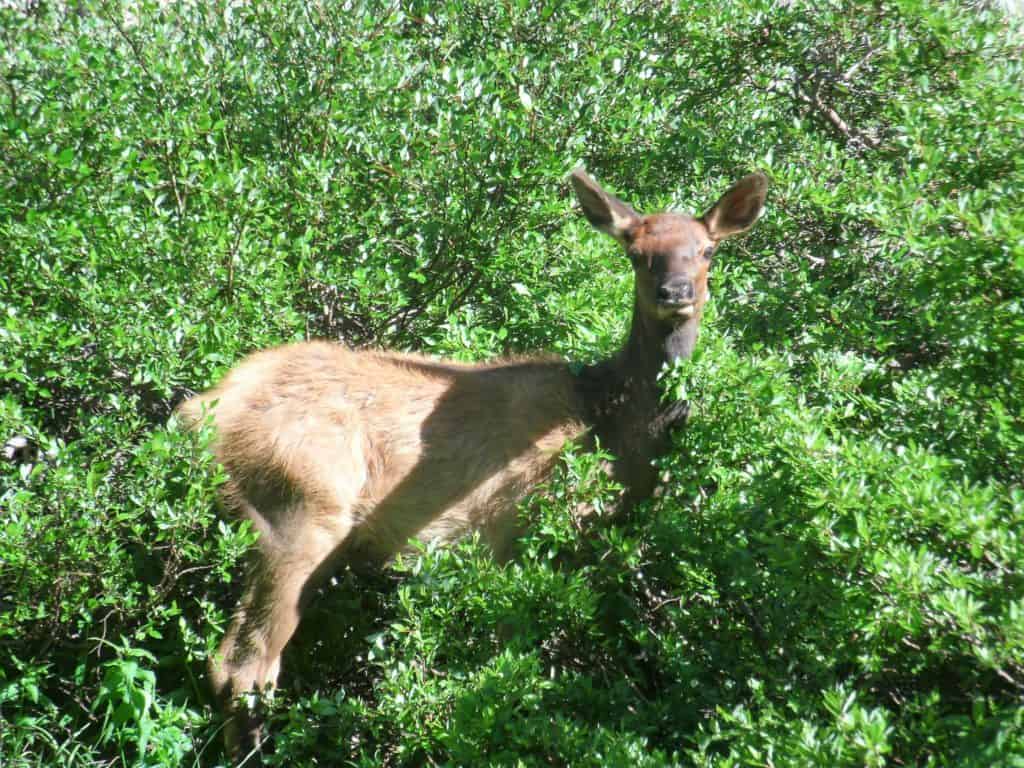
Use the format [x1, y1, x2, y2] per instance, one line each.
[656, 277, 697, 319]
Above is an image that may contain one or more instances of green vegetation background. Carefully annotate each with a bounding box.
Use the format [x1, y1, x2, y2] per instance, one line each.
[2, 1, 1023, 765]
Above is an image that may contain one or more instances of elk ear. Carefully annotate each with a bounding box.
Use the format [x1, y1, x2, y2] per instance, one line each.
[702, 172, 769, 242]
[570, 168, 641, 244]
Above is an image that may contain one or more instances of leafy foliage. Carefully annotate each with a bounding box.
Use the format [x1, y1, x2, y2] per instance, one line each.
[1, 0, 1022, 765]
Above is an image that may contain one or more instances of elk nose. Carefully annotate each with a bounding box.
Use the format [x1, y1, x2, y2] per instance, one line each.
[657, 278, 695, 304]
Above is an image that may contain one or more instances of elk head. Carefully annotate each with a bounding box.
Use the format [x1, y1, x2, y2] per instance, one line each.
[571, 169, 768, 363]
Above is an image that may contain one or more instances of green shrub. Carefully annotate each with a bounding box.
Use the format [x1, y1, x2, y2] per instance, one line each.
[1, 0, 1022, 765]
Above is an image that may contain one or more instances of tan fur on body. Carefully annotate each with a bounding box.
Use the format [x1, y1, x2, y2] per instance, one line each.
[179, 345, 584, 564]
[180, 169, 768, 761]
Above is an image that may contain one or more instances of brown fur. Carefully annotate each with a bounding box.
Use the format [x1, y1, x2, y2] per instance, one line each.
[179, 169, 768, 760]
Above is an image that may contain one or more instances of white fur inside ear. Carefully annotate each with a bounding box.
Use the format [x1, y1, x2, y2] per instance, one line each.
[606, 207, 639, 242]
[570, 169, 641, 243]
[703, 173, 769, 241]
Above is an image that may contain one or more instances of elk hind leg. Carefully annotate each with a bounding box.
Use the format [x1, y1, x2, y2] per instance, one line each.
[211, 514, 350, 760]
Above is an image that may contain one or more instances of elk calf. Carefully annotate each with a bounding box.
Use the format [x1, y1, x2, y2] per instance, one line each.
[178, 170, 768, 758]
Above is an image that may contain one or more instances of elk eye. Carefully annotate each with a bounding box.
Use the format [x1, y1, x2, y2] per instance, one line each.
[702, 245, 714, 260]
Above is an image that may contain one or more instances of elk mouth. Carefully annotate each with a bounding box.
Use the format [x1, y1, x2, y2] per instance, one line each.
[656, 300, 696, 320]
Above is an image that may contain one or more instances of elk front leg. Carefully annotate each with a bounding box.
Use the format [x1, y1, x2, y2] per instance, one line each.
[649, 399, 690, 443]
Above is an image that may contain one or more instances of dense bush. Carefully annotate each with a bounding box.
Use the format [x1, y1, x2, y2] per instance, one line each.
[2, 0, 1022, 765]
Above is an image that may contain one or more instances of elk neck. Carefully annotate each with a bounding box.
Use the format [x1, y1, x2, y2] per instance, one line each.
[575, 300, 699, 455]
[619, 300, 700, 380]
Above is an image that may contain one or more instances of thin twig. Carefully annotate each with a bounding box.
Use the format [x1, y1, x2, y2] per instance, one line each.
[793, 77, 880, 149]
[842, 46, 883, 81]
